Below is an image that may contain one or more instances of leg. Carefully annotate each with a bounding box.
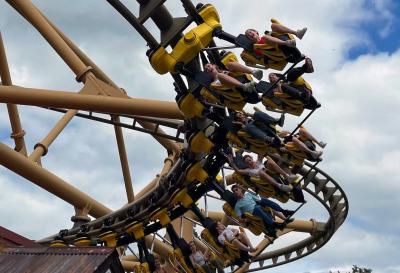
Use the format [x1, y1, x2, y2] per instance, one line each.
[237, 232, 256, 251]
[225, 62, 253, 74]
[265, 157, 297, 182]
[271, 23, 297, 35]
[258, 170, 283, 188]
[291, 138, 322, 158]
[217, 72, 243, 87]
[253, 205, 275, 226]
[253, 111, 278, 124]
[244, 123, 273, 143]
[286, 67, 306, 82]
[258, 197, 284, 212]
[299, 127, 319, 144]
[272, 209, 286, 220]
[263, 34, 290, 46]
[231, 238, 251, 252]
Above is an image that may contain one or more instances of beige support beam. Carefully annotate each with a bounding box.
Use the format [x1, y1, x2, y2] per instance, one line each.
[29, 109, 77, 162]
[0, 85, 183, 119]
[0, 32, 27, 156]
[0, 143, 111, 218]
[114, 117, 134, 202]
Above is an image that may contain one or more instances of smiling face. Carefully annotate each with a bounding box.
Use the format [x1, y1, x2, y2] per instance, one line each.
[232, 186, 245, 199]
[245, 29, 260, 43]
[204, 63, 218, 78]
[235, 111, 246, 123]
[243, 155, 254, 167]
[269, 73, 279, 83]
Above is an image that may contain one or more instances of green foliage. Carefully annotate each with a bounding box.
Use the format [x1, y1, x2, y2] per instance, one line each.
[329, 265, 372, 273]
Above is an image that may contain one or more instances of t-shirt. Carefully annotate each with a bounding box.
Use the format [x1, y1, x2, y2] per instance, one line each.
[234, 192, 261, 218]
[218, 228, 235, 245]
[245, 161, 265, 178]
[253, 36, 266, 55]
[190, 251, 206, 266]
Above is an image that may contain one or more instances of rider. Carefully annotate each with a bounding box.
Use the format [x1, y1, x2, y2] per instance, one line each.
[245, 21, 307, 50]
[233, 110, 284, 146]
[228, 154, 297, 192]
[215, 221, 257, 253]
[231, 184, 294, 237]
[204, 62, 262, 93]
[268, 58, 315, 105]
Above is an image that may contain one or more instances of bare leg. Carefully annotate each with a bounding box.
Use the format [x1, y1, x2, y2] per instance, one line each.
[272, 210, 286, 220]
[231, 238, 251, 252]
[237, 233, 256, 252]
[262, 34, 289, 46]
[299, 127, 319, 143]
[292, 138, 322, 158]
[217, 72, 243, 87]
[265, 157, 292, 178]
[225, 62, 253, 74]
[299, 127, 326, 148]
[258, 170, 283, 188]
[271, 23, 297, 35]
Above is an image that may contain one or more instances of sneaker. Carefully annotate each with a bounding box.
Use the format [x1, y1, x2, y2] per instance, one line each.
[286, 39, 296, 48]
[318, 141, 327, 148]
[296, 27, 307, 39]
[274, 222, 286, 230]
[242, 81, 257, 93]
[279, 184, 292, 192]
[252, 69, 263, 80]
[286, 174, 298, 184]
[304, 57, 314, 73]
[264, 136, 275, 144]
[277, 113, 285, 127]
[311, 150, 323, 159]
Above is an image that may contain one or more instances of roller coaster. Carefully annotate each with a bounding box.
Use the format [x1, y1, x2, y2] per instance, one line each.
[0, 1, 348, 272]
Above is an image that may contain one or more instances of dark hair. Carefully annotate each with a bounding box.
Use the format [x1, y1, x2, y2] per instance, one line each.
[232, 184, 244, 192]
[243, 155, 252, 162]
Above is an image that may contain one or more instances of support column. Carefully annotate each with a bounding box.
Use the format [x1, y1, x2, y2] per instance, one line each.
[0, 32, 27, 156]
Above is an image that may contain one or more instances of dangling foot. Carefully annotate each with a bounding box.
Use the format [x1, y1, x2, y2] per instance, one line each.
[296, 27, 307, 39]
[318, 141, 327, 148]
[286, 39, 296, 48]
[242, 81, 257, 93]
[286, 174, 298, 184]
[252, 69, 263, 80]
[311, 150, 323, 159]
[279, 184, 293, 192]
[277, 113, 285, 127]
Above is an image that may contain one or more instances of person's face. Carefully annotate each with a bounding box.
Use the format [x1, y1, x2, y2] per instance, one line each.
[216, 222, 225, 233]
[245, 29, 260, 43]
[232, 186, 244, 199]
[235, 111, 246, 123]
[204, 63, 218, 77]
[269, 73, 279, 83]
[244, 156, 253, 167]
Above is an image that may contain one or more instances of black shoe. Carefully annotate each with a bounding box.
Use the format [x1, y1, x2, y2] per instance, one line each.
[274, 222, 286, 230]
[277, 113, 285, 127]
[282, 209, 295, 218]
[266, 227, 277, 238]
[285, 217, 295, 224]
[264, 136, 274, 144]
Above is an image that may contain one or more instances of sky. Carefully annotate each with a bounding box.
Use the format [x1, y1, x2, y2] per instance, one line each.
[1, 0, 400, 273]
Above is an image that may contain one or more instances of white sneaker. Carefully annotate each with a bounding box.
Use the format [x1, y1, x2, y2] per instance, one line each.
[252, 69, 263, 80]
[296, 27, 307, 39]
[242, 81, 257, 93]
[279, 184, 292, 192]
[286, 174, 298, 184]
[286, 39, 296, 48]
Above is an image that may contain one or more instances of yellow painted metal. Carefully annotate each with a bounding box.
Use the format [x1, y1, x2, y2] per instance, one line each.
[177, 92, 205, 118]
[125, 222, 145, 240]
[185, 162, 208, 183]
[99, 230, 118, 247]
[50, 240, 67, 247]
[169, 248, 194, 273]
[262, 92, 305, 116]
[150, 4, 221, 74]
[189, 131, 214, 153]
[150, 208, 171, 226]
[73, 236, 92, 247]
[170, 188, 193, 208]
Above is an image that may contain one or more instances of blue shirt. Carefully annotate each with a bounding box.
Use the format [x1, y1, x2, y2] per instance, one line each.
[234, 192, 261, 217]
